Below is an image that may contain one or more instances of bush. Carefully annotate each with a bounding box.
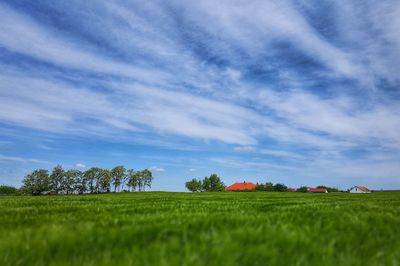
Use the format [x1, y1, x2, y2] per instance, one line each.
[0, 185, 19, 195]
[317, 185, 339, 192]
[297, 186, 309, 193]
[185, 174, 225, 192]
[273, 183, 288, 192]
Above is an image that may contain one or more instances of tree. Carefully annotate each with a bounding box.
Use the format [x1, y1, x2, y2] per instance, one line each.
[111, 166, 126, 192]
[186, 174, 225, 192]
[255, 182, 274, 192]
[99, 169, 112, 193]
[18, 165, 155, 195]
[273, 183, 288, 192]
[202, 176, 211, 192]
[21, 169, 50, 195]
[297, 186, 309, 193]
[185, 178, 202, 192]
[0, 185, 19, 195]
[120, 171, 129, 192]
[49, 165, 65, 194]
[255, 183, 265, 191]
[142, 169, 153, 191]
[209, 174, 225, 191]
[317, 185, 338, 192]
[72, 170, 86, 194]
[265, 182, 274, 192]
[84, 167, 102, 194]
[126, 169, 138, 192]
[63, 170, 80, 194]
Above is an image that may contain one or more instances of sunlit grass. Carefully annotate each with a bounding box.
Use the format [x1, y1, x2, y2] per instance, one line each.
[1, 192, 399, 265]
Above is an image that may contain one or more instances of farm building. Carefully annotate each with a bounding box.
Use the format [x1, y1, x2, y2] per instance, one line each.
[307, 188, 328, 193]
[225, 182, 256, 191]
[349, 186, 371, 193]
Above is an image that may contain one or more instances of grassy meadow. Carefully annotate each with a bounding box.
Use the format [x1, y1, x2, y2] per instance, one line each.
[1, 192, 399, 266]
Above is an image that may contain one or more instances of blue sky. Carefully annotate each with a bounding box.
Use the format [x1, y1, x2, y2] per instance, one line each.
[1, 0, 400, 191]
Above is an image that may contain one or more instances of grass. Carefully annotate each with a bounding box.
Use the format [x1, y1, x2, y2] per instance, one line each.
[1, 192, 399, 266]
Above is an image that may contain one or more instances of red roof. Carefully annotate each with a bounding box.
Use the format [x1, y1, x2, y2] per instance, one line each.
[225, 182, 256, 191]
[308, 188, 328, 193]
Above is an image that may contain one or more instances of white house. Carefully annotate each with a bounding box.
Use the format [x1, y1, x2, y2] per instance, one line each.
[349, 186, 371, 193]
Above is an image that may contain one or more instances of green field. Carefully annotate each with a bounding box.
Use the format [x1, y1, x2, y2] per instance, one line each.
[1, 192, 399, 266]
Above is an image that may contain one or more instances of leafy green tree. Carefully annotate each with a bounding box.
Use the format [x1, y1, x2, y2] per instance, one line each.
[84, 167, 101, 194]
[72, 170, 86, 194]
[99, 169, 112, 193]
[297, 186, 309, 193]
[255, 183, 265, 191]
[49, 165, 65, 194]
[209, 174, 225, 191]
[186, 174, 225, 192]
[120, 171, 129, 192]
[136, 170, 147, 192]
[63, 170, 79, 194]
[185, 178, 202, 192]
[136, 171, 143, 192]
[0, 185, 19, 195]
[93, 168, 104, 193]
[142, 169, 153, 191]
[126, 169, 138, 192]
[255, 182, 274, 192]
[111, 166, 126, 192]
[202, 176, 211, 192]
[21, 169, 50, 195]
[265, 182, 274, 191]
[317, 185, 338, 192]
[273, 183, 288, 192]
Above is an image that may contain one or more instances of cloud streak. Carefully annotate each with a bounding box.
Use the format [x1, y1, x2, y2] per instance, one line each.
[1, 0, 400, 188]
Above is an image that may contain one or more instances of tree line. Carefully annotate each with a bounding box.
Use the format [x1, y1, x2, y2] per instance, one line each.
[185, 178, 340, 193]
[20, 165, 153, 195]
[185, 174, 226, 192]
[255, 182, 288, 192]
[297, 185, 339, 192]
[0, 185, 19, 195]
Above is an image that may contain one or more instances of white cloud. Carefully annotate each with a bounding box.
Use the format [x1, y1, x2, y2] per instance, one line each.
[1, 0, 400, 189]
[0, 154, 50, 164]
[150, 166, 165, 172]
[0, 3, 171, 83]
[234, 146, 256, 152]
[75, 163, 86, 169]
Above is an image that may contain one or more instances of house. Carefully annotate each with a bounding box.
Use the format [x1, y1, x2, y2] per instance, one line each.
[225, 182, 256, 191]
[307, 188, 328, 193]
[349, 186, 370, 193]
[287, 188, 297, 192]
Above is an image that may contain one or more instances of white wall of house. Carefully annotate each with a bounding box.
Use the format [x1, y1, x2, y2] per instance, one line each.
[349, 187, 370, 193]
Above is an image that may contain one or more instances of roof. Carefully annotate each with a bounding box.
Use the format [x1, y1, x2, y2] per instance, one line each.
[353, 186, 370, 192]
[308, 188, 328, 193]
[225, 182, 257, 191]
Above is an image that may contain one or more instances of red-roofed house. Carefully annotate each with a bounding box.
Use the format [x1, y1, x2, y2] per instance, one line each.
[349, 186, 371, 193]
[225, 182, 257, 191]
[307, 188, 328, 193]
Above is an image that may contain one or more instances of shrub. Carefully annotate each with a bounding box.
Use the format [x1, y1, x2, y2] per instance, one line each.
[0, 185, 19, 195]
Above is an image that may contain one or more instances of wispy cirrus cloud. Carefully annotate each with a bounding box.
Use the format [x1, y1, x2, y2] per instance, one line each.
[1, 0, 400, 189]
[0, 154, 50, 164]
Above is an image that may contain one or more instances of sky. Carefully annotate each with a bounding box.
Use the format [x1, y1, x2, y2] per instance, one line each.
[1, 0, 400, 191]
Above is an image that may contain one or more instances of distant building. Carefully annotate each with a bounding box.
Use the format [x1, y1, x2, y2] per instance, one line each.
[349, 186, 370, 193]
[287, 188, 297, 192]
[225, 182, 256, 191]
[307, 188, 328, 193]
